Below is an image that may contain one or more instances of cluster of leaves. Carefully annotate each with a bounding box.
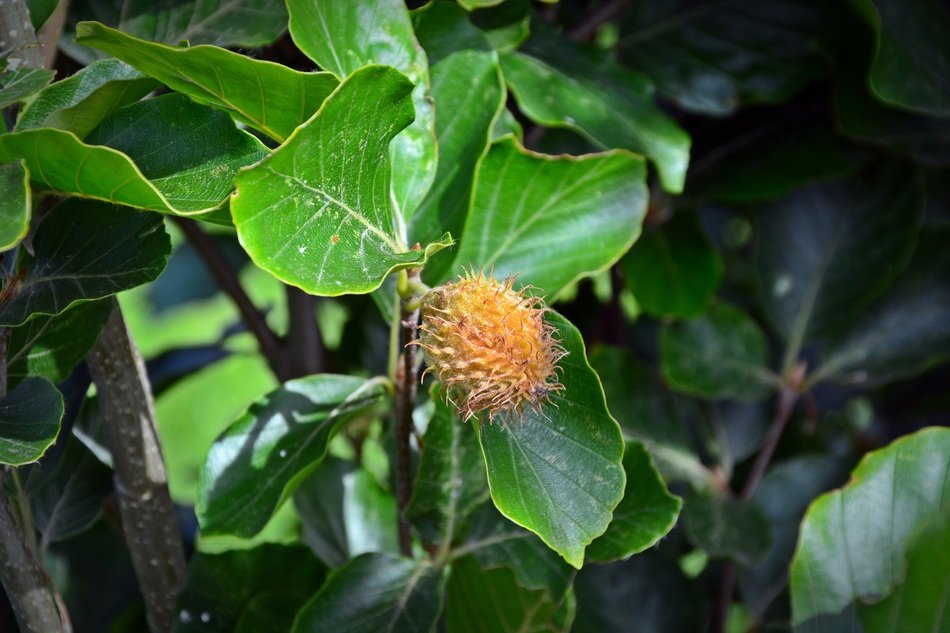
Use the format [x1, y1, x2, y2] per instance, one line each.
[0, 0, 948, 632]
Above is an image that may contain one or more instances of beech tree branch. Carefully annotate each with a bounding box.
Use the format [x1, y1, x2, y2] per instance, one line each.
[393, 271, 421, 556]
[284, 285, 325, 378]
[86, 299, 186, 633]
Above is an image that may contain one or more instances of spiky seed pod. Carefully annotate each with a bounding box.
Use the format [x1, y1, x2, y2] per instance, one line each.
[416, 269, 567, 422]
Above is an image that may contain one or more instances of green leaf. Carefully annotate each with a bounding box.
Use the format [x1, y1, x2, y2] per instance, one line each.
[815, 229, 950, 387]
[64, 0, 288, 64]
[0, 377, 64, 466]
[293, 553, 447, 633]
[287, 0, 436, 223]
[660, 302, 775, 401]
[789, 427, 950, 625]
[622, 210, 723, 318]
[451, 137, 647, 298]
[16, 59, 158, 138]
[855, 0, 950, 117]
[617, 0, 830, 116]
[407, 396, 488, 547]
[0, 67, 54, 109]
[173, 544, 326, 633]
[458, 0, 506, 9]
[0, 160, 29, 252]
[412, 1, 491, 66]
[25, 436, 112, 550]
[477, 311, 626, 568]
[682, 487, 772, 566]
[859, 516, 950, 633]
[500, 31, 690, 193]
[86, 93, 267, 214]
[232, 65, 450, 296]
[586, 441, 681, 563]
[196, 375, 388, 537]
[755, 164, 924, 345]
[445, 556, 570, 633]
[7, 300, 112, 389]
[74, 22, 339, 143]
[471, 0, 532, 53]
[0, 200, 169, 327]
[234, 592, 309, 633]
[294, 458, 399, 567]
[408, 49, 505, 280]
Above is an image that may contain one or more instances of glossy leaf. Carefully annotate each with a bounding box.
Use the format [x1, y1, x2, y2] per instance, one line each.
[501, 31, 690, 192]
[407, 396, 488, 546]
[196, 375, 388, 537]
[412, 1, 491, 66]
[451, 137, 647, 297]
[661, 302, 775, 401]
[293, 553, 447, 633]
[756, 164, 924, 344]
[586, 441, 681, 563]
[64, 0, 288, 64]
[86, 93, 267, 213]
[0, 67, 54, 109]
[295, 459, 399, 567]
[0, 200, 169, 327]
[0, 160, 29, 251]
[26, 436, 112, 550]
[856, 0, 950, 116]
[789, 427, 950, 624]
[408, 49, 505, 278]
[618, 0, 830, 115]
[590, 347, 709, 486]
[445, 556, 569, 633]
[622, 211, 722, 318]
[477, 312, 626, 568]
[287, 0, 436, 223]
[7, 300, 112, 388]
[815, 229, 950, 387]
[683, 487, 772, 566]
[232, 65, 450, 296]
[16, 58, 158, 137]
[0, 377, 64, 466]
[173, 544, 326, 633]
[74, 22, 339, 142]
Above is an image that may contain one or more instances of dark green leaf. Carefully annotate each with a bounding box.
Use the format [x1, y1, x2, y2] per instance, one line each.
[682, 487, 772, 566]
[294, 459, 398, 567]
[25, 436, 112, 550]
[815, 229, 950, 387]
[86, 93, 267, 213]
[586, 441, 681, 563]
[0, 200, 169, 327]
[477, 312, 626, 568]
[407, 397, 488, 547]
[471, 0, 531, 53]
[173, 544, 326, 633]
[0, 159, 29, 251]
[590, 346, 709, 485]
[859, 516, 950, 633]
[755, 164, 924, 346]
[7, 300, 113, 388]
[501, 31, 690, 192]
[74, 22, 339, 143]
[412, 1, 491, 66]
[790, 427, 950, 624]
[287, 0, 436, 222]
[617, 0, 830, 115]
[16, 59, 158, 137]
[234, 591, 307, 633]
[660, 302, 775, 401]
[408, 49, 505, 280]
[622, 210, 722, 318]
[445, 556, 569, 633]
[64, 0, 288, 64]
[451, 137, 647, 297]
[0, 377, 64, 466]
[196, 375, 388, 537]
[293, 553, 447, 633]
[231, 65, 450, 296]
[856, 0, 950, 116]
[0, 67, 54, 109]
